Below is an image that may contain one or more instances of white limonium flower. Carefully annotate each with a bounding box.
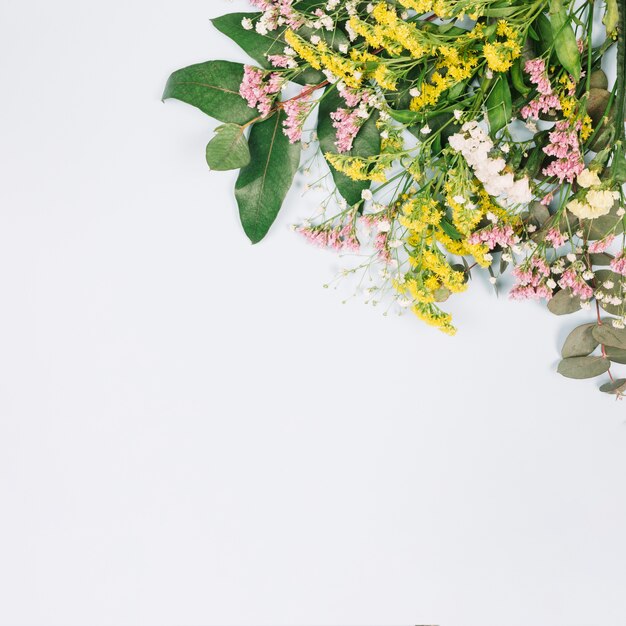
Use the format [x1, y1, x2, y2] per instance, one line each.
[448, 121, 533, 207]
[241, 18, 253, 30]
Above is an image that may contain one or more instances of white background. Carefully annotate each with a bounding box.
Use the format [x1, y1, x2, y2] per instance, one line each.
[1, 1, 625, 625]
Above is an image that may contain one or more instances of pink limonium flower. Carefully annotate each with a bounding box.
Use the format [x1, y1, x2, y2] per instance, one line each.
[544, 227, 567, 248]
[558, 267, 594, 300]
[588, 235, 616, 254]
[510, 256, 554, 301]
[297, 223, 360, 252]
[268, 54, 297, 69]
[542, 120, 585, 183]
[610, 252, 626, 276]
[239, 66, 283, 117]
[331, 107, 365, 153]
[467, 224, 516, 249]
[282, 93, 312, 143]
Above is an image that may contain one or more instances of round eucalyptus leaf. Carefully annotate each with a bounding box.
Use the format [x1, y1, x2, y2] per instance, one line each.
[561, 323, 599, 358]
[584, 202, 624, 240]
[206, 123, 251, 171]
[589, 69, 608, 90]
[592, 324, 626, 350]
[606, 346, 626, 364]
[547, 288, 582, 316]
[557, 356, 611, 379]
[586, 88, 612, 127]
[599, 378, 626, 395]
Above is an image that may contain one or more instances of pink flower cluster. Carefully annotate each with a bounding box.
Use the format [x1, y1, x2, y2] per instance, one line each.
[268, 55, 295, 69]
[510, 257, 554, 301]
[521, 59, 561, 120]
[589, 235, 615, 254]
[331, 108, 365, 153]
[467, 224, 516, 249]
[239, 66, 282, 117]
[558, 267, 594, 300]
[610, 252, 626, 276]
[544, 227, 567, 248]
[361, 215, 392, 262]
[249, 0, 303, 30]
[297, 223, 360, 252]
[283, 93, 312, 143]
[542, 120, 585, 183]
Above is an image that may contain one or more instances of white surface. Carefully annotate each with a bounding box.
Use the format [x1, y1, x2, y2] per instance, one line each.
[0, 2, 625, 625]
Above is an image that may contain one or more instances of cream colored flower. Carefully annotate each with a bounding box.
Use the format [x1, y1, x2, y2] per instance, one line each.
[566, 199, 595, 219]
[587, 189, 619, 214]
[576, 168, 601, 189]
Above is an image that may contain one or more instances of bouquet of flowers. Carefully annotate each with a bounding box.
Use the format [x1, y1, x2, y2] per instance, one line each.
[164, 0, 626, 397]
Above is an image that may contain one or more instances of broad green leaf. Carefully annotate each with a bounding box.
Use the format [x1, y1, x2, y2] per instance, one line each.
[599, 378, 626, 395]
[317, 87, 381, 207]
[606, 346, 626, 364]
[235, 111, 301, 243]
[211, 13, 287, 69]
[592, 324, 626, 349]
[511, 56, 530, 95]
[206, 124, 251, 171]
[388, 109, 422, 125]
[534, 13, 554, 57]
[547, 288, 582, 315]
[549, 0, 581, 81]
[486, 75, 511, 136]
[589, 252, 614, 266]
[557, 356, 610, 379]
[561, 323, 599, 358]
[163, 60, 257, 125]
[211, 13, 324, 85]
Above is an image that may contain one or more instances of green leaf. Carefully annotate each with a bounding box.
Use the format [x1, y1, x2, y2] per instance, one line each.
[589, 252, 614, 266]
[206, 124, 251, 171]
[549, 0, 581, 81]
[592, 324, 626, 349]
[317, 87, 381, 207]
[486, 75, 511, 135]
[605, 345, 626, 364]
[211, 13, 287, 69]
[584, 202, 624, 240]
[557, 356, 611, 379]
[547, 288, 582, 315]
[603, 0, 619, 35]
[561, 323, 599, 358]
[235, 111, 301, 243]
[600, 378, 626, 395]
[211, 13, 324, 85]
[163, 60, 257, 125]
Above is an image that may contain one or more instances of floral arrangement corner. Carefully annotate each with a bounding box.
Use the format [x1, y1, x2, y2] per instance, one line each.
[164, 0, 626, 399]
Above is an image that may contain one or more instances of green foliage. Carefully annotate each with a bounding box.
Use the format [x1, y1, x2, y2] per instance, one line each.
[163, 60, 257, 125]
[547, 289, 582, 315]
[561, 323, 599, 358]
[557, 356, 611, 379]
[486, 75, 512, 135]
[317, 87, 381, 207]
[549, 0, 581, 81]
[206, 124, 251, 171]
[235, 111, 301, 243]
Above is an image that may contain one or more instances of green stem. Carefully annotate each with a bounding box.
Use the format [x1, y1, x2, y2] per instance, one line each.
[615, 0, 626, 141]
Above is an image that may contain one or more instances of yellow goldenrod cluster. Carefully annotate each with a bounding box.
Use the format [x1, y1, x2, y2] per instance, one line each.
[557, 75, 594, 141]
[483, 21, 522, 72]
[284, 30, 364, 88]
[398, 0, 451, 17]
[325, 153, 391, 182]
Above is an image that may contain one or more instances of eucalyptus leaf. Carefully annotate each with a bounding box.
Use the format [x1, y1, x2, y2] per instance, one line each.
[592, 324, 626, 349]
[557, 356, 610, 379]
[561, 323, 599, 358]
[163, 60, 257, 125]
[599, 378, 626, 395]
[206, 124, 250, 171]
[605, 346, 626, 364]
[547, 288, 582, 315]
[235, 111, 301, 243]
